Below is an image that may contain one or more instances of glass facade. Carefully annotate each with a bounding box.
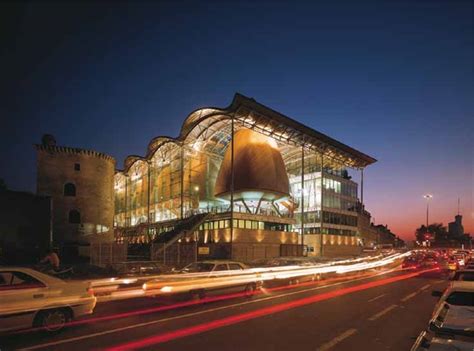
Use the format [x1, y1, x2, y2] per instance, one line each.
[112, 95, 374, 246]
[115, 138, 361, 242]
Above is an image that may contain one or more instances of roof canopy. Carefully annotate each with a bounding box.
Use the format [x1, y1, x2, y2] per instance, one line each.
[120, 93, 376, 172]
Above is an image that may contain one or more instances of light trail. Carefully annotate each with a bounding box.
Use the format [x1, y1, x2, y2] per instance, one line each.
[10, 252, 411, 334]
[16, 268, 405, 351]
[107, 268, 437, 351]
[12, 266, 402, 335]
[87, 251, 406, 300]
[141, 252, 411, 296]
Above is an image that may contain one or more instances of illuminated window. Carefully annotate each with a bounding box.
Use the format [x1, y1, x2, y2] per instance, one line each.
[238, 220, 245, 228]
[64, 183, 76, 197]
[245, 220, 252, 229]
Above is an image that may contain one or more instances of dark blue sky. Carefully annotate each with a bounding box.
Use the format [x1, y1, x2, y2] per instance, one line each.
[1, 0, 472, 239]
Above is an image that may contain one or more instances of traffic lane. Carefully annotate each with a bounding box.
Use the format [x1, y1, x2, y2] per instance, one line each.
[0, 267, 405, 350]
[3, 268, 410, 350]
[335, 277, 447, 351]
[2, 267, 432, 351]
[124, 271, 443, 351]
[46, 270, 438, 349]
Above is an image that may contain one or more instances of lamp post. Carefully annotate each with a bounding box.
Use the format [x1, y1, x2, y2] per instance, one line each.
[423, 194, 433, 227]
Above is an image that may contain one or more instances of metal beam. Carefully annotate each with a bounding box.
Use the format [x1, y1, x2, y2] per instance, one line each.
[320, 152, 324, 257]
[230, 113, 235, 259]
[301, 145, 305, 247]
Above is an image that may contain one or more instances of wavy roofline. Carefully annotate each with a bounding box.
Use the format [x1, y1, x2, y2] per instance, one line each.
[118, 93, 377, 173]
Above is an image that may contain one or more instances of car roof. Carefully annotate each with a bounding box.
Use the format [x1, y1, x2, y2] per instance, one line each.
[195, 260, 244, 265]
[0, 266, 64, 284]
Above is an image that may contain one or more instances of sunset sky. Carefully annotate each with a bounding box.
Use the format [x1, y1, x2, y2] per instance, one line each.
[1, 1, 472, 241]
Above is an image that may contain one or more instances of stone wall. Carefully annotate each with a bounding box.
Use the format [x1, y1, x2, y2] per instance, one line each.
[36, 144, 115, 245]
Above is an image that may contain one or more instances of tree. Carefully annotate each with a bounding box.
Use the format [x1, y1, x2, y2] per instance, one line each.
[415, 223, 448, 243]
[0, 178, 6, 192]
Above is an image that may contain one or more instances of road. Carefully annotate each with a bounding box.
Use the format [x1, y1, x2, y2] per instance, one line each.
[0, 267, 446, 351]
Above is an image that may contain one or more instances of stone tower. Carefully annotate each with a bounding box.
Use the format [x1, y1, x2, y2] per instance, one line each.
[36, 135, 115, 246]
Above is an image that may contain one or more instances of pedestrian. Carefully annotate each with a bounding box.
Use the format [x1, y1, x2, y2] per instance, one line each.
[40, 249, 60, 271]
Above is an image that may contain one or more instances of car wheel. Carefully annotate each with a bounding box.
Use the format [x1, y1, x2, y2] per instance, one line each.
[244, 283, 256, 298]
[36, 308, 71, 332]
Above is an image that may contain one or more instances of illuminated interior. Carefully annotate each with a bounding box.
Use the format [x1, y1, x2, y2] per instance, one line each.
[113, 93, 376, 255]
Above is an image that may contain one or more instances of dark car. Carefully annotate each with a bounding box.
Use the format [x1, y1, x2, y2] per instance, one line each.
[420, 256, 440, 268]
[402, 257, 420, 269]
[115, 261, 171, 277]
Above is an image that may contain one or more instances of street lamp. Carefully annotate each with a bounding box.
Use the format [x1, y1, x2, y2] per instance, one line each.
[423, 194, 433, 227]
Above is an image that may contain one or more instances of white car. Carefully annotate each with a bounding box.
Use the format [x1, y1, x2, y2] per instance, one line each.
[143, 260, 261, 299]
[431, 281, 474, 318]
[0, 267, 96, 333]
[411, 330, 474, 351]
[412, 282, 474, 350]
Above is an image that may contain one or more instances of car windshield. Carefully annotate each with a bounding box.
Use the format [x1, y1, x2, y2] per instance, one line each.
[182, 263, 215, 273]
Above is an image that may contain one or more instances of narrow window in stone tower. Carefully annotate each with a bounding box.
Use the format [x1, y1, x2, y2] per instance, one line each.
[69, 210, 81, 224]
[74, 163, 80, 171]
[64, 183, 76, 196]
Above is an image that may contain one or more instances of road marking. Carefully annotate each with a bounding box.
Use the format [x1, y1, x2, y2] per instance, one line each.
[18, 269, 401, 351]
[317, 328, 358, 351]
[400, 292, 418, 302]
[367, 293, 386, 302]
[368, 304, 398, 321]
[420, 284, 431, 291]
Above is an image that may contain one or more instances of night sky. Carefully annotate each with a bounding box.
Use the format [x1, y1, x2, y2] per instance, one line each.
[1, 1, 472, 241]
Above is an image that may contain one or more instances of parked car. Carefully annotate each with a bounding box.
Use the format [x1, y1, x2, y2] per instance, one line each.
[431, 281, 474, 318]
[411, 330, 474, 351]
[451, 269, 474, 282]
[465, 262, 474, 270]
[143, 260, 261, 299]
[0, 267, 96, 333]
[412, 282, 474, 350]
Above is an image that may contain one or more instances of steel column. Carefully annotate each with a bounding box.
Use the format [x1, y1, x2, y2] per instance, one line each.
[180, 144, 184, 219]
[147, 162, 151, 240]
[320, 153, 324, 257]
[125, 175, 129, 227]
[301, 145, 305, 246]
[230, 115, 235, 259]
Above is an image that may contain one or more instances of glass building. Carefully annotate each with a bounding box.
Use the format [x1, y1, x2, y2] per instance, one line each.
[114, 93, 376, 260]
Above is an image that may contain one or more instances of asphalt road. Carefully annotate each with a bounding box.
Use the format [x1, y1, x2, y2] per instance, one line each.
[0, 267, 447, 351]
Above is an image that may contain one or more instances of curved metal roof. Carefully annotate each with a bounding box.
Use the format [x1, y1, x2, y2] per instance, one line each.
[118, 93, 376, 173]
